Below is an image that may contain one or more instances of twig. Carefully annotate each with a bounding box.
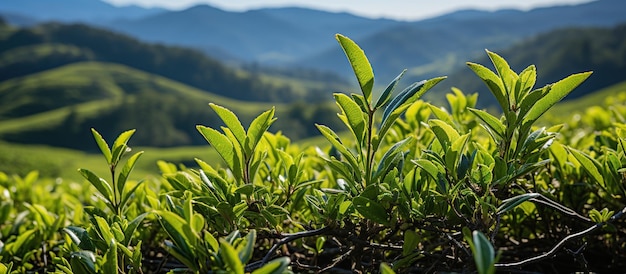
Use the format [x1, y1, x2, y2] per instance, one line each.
[531, 195, 591, 222]
[495, 205, 626, 268]
[253, 226, 330, 268]
[319, 246, 354, 273]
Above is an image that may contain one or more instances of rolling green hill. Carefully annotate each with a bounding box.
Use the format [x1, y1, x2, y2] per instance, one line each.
[0, 20, 347, 103]
[0, 61, 343, 148]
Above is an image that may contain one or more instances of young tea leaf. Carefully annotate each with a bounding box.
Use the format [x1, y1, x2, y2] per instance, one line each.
[523, 71, 592, 125]
[336, 34, 374, 103]
[374, 70, 406, 109]
[210, 103, 247, 146]
[90, 128, 112, 165]
[335, 93, 366, 147]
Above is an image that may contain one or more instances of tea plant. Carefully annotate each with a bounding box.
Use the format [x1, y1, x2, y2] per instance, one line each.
[0, 33, 624, 273]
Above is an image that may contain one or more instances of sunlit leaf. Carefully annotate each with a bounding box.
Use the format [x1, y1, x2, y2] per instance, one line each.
[336, 34, 374, 103]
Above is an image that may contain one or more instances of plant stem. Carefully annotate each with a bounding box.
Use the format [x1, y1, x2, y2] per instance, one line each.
[365, 108, 375, 187]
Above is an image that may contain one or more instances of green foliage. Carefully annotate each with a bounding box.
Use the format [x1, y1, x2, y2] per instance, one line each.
[0, 32, 625, 273]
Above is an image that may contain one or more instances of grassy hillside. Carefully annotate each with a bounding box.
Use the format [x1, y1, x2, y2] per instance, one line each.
[0, 61, 344, 148]
[0, 20, 346, 103]
[0, 140, 221, 182]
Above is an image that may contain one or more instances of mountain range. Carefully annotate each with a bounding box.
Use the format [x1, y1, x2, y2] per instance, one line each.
[2, 0, 625, 81]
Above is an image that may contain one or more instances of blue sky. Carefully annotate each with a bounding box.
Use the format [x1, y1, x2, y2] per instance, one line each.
[104, 0, 594, 21]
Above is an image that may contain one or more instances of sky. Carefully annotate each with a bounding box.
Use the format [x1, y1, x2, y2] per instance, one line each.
[104, 0, 594, 21]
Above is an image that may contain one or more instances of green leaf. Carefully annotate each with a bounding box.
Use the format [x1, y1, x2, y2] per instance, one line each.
[204, 231, 219, 253]
[374, 137, 414, 181]
[94, 216, 115, 245]
[353, 196, 389, 225]
[103, 239, 118, 274]
[523, 72, 592, 125]
[486, 50, 518, 105]
[429, 119, 461, 147]
[220, 240, 244, 274]
[497, 193, 540, 214]
[315, 124, 360, 172]
[7, 228, 36, 255]
[336, 34, 374, 103]
[210, 103, 247, 146]
[197, 125, 243, 180]
[122, 212, 149, 246]
[246, 107, 276, 154]
[251, 257, 291, 274]
[403, 230, 419, 256]
[382, 79, 426, 126]
[374, 70, 406, 109]
[466, 62, 507, 112]
[70, 251, 97, 274]
[111, 129, 136, 165]
[91, 128, 112, 165]
[469, 108, 505, 139]
[64, 226, 96, 252]
[78, 169, 113, 209]
[239, 230, 256, 264]
[470, 230, 496, 274]
[117, 151, 143, 201]
[156, 210, 195, 261]
[516, 65, 537, 102]
[567, 147, 605, 188]
[412, 159, 444, 180]
[335, 93, 366, 147]
[380, 262, 396, 274]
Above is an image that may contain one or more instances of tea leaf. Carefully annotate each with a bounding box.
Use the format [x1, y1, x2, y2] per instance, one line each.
[336, 34, 374, 103]
[210, 103, 247, 146]
[466, 62, 507, 112]
[69, 251, 97, 274]
[197, 125, 243, 179]
[220, 239, 244, 274]
[374, 70, 406, 109]
[471, 230, 496, 274]
[251, 257, 291, 274]
[523, 72, 592, 125]
[111, 129, 135, 165]
[469, 108, 505, 139]
[103, 239, 118, 274]
[246, 107, 276, 154]
[335, 93, 366, 147]
[497, 193, 540, 214]
[567, 147, 605, 187]
[403, 230, 419, 256]
[78, 168, 113, 208]
[91, 128, 112, 165]
[353, 196, 389, 225]
[117, 151, 144, 201]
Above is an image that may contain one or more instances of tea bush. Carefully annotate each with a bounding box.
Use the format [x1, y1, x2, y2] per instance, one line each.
[0, 34, 624, 273]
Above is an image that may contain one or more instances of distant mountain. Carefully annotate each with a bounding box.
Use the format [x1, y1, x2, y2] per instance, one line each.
[2, 0, 624, 82]
[301, 0, 626, 82]
[104, 5, 400, 63]
[0, 0, 165, 23]
[441, 23, 626, 108]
